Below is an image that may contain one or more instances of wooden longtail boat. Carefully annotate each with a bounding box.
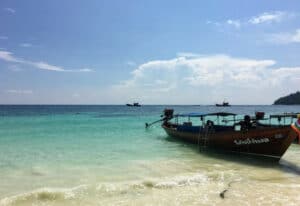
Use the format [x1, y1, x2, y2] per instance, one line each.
[160, 109, 300, 160]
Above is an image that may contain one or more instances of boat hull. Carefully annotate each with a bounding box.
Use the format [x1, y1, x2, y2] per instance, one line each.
[162, 124, 297, 160]
[215, 104, 230, 107]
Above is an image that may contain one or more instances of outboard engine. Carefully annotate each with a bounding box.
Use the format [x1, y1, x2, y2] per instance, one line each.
[163, 109, 174, 120]
[145, 109, 174, 128]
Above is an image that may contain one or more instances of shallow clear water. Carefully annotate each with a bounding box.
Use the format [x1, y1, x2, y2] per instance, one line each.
[0, 105, 300, 205]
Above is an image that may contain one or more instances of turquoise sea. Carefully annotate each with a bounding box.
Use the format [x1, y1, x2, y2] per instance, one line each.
[1, 105, 300, 206]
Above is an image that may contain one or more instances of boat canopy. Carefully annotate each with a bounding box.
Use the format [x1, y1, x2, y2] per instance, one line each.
[270, 113, 299, 118]
[175, 112, 237, 117]
[176, 112, 205, 117]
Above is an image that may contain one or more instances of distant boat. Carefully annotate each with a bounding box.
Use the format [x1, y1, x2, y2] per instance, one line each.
[216, 101, 230, 107]
[126, 103, 141, 107]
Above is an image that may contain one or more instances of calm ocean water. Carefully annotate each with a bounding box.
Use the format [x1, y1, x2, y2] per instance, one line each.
[1, 105, 300, 206]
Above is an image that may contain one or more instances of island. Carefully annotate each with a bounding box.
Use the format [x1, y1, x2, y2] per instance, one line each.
[274, 91, 300, 105]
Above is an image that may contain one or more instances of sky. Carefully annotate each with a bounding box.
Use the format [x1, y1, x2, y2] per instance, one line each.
[0, 0, 300, 104]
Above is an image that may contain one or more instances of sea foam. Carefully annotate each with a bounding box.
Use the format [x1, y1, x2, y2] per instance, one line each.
[96, 172, 209, 195]
[0, 185, 87, 206]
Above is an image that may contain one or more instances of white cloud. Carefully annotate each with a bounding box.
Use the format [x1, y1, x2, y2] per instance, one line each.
[113, 54, 300, 104]
[0, 50, 93, 72]
[249, 11, 287, 24]
[77, 68, 93, 72]
[206, 20, 221, 27]
[0, 36, 8, 40]
[0, 51, 21, 62]
[4, 8, 16, 14]
[209, 11, 295, 29]
[269, 29, 300, 44]
[19, 43, 33, 48]
[5, 90, 33, 94]
[226, 19, 241, 28]
[33, 61, 66, 71]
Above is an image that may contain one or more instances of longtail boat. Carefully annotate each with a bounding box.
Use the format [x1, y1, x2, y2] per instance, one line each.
[149, 109, 300, 160]
[215, 101, 230, 107]
[126, 102, 141, 107]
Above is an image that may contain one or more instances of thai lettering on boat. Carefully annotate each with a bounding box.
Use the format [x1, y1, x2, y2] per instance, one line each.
[234, 138, 270, 145]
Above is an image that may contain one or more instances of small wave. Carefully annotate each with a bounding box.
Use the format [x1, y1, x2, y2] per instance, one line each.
[96, 173, 209, 196]
[153, 173, 208, 189]
[0, 185, 87, 206]
[1, 173, 211, 205]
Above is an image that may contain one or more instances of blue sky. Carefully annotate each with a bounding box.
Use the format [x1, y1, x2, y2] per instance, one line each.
[1, 0, 300, 104]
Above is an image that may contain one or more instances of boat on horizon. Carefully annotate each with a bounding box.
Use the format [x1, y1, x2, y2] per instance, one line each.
[126, 102, 141, 107]
[216, 101, 230, 107]
[152, 109, 300, 161]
